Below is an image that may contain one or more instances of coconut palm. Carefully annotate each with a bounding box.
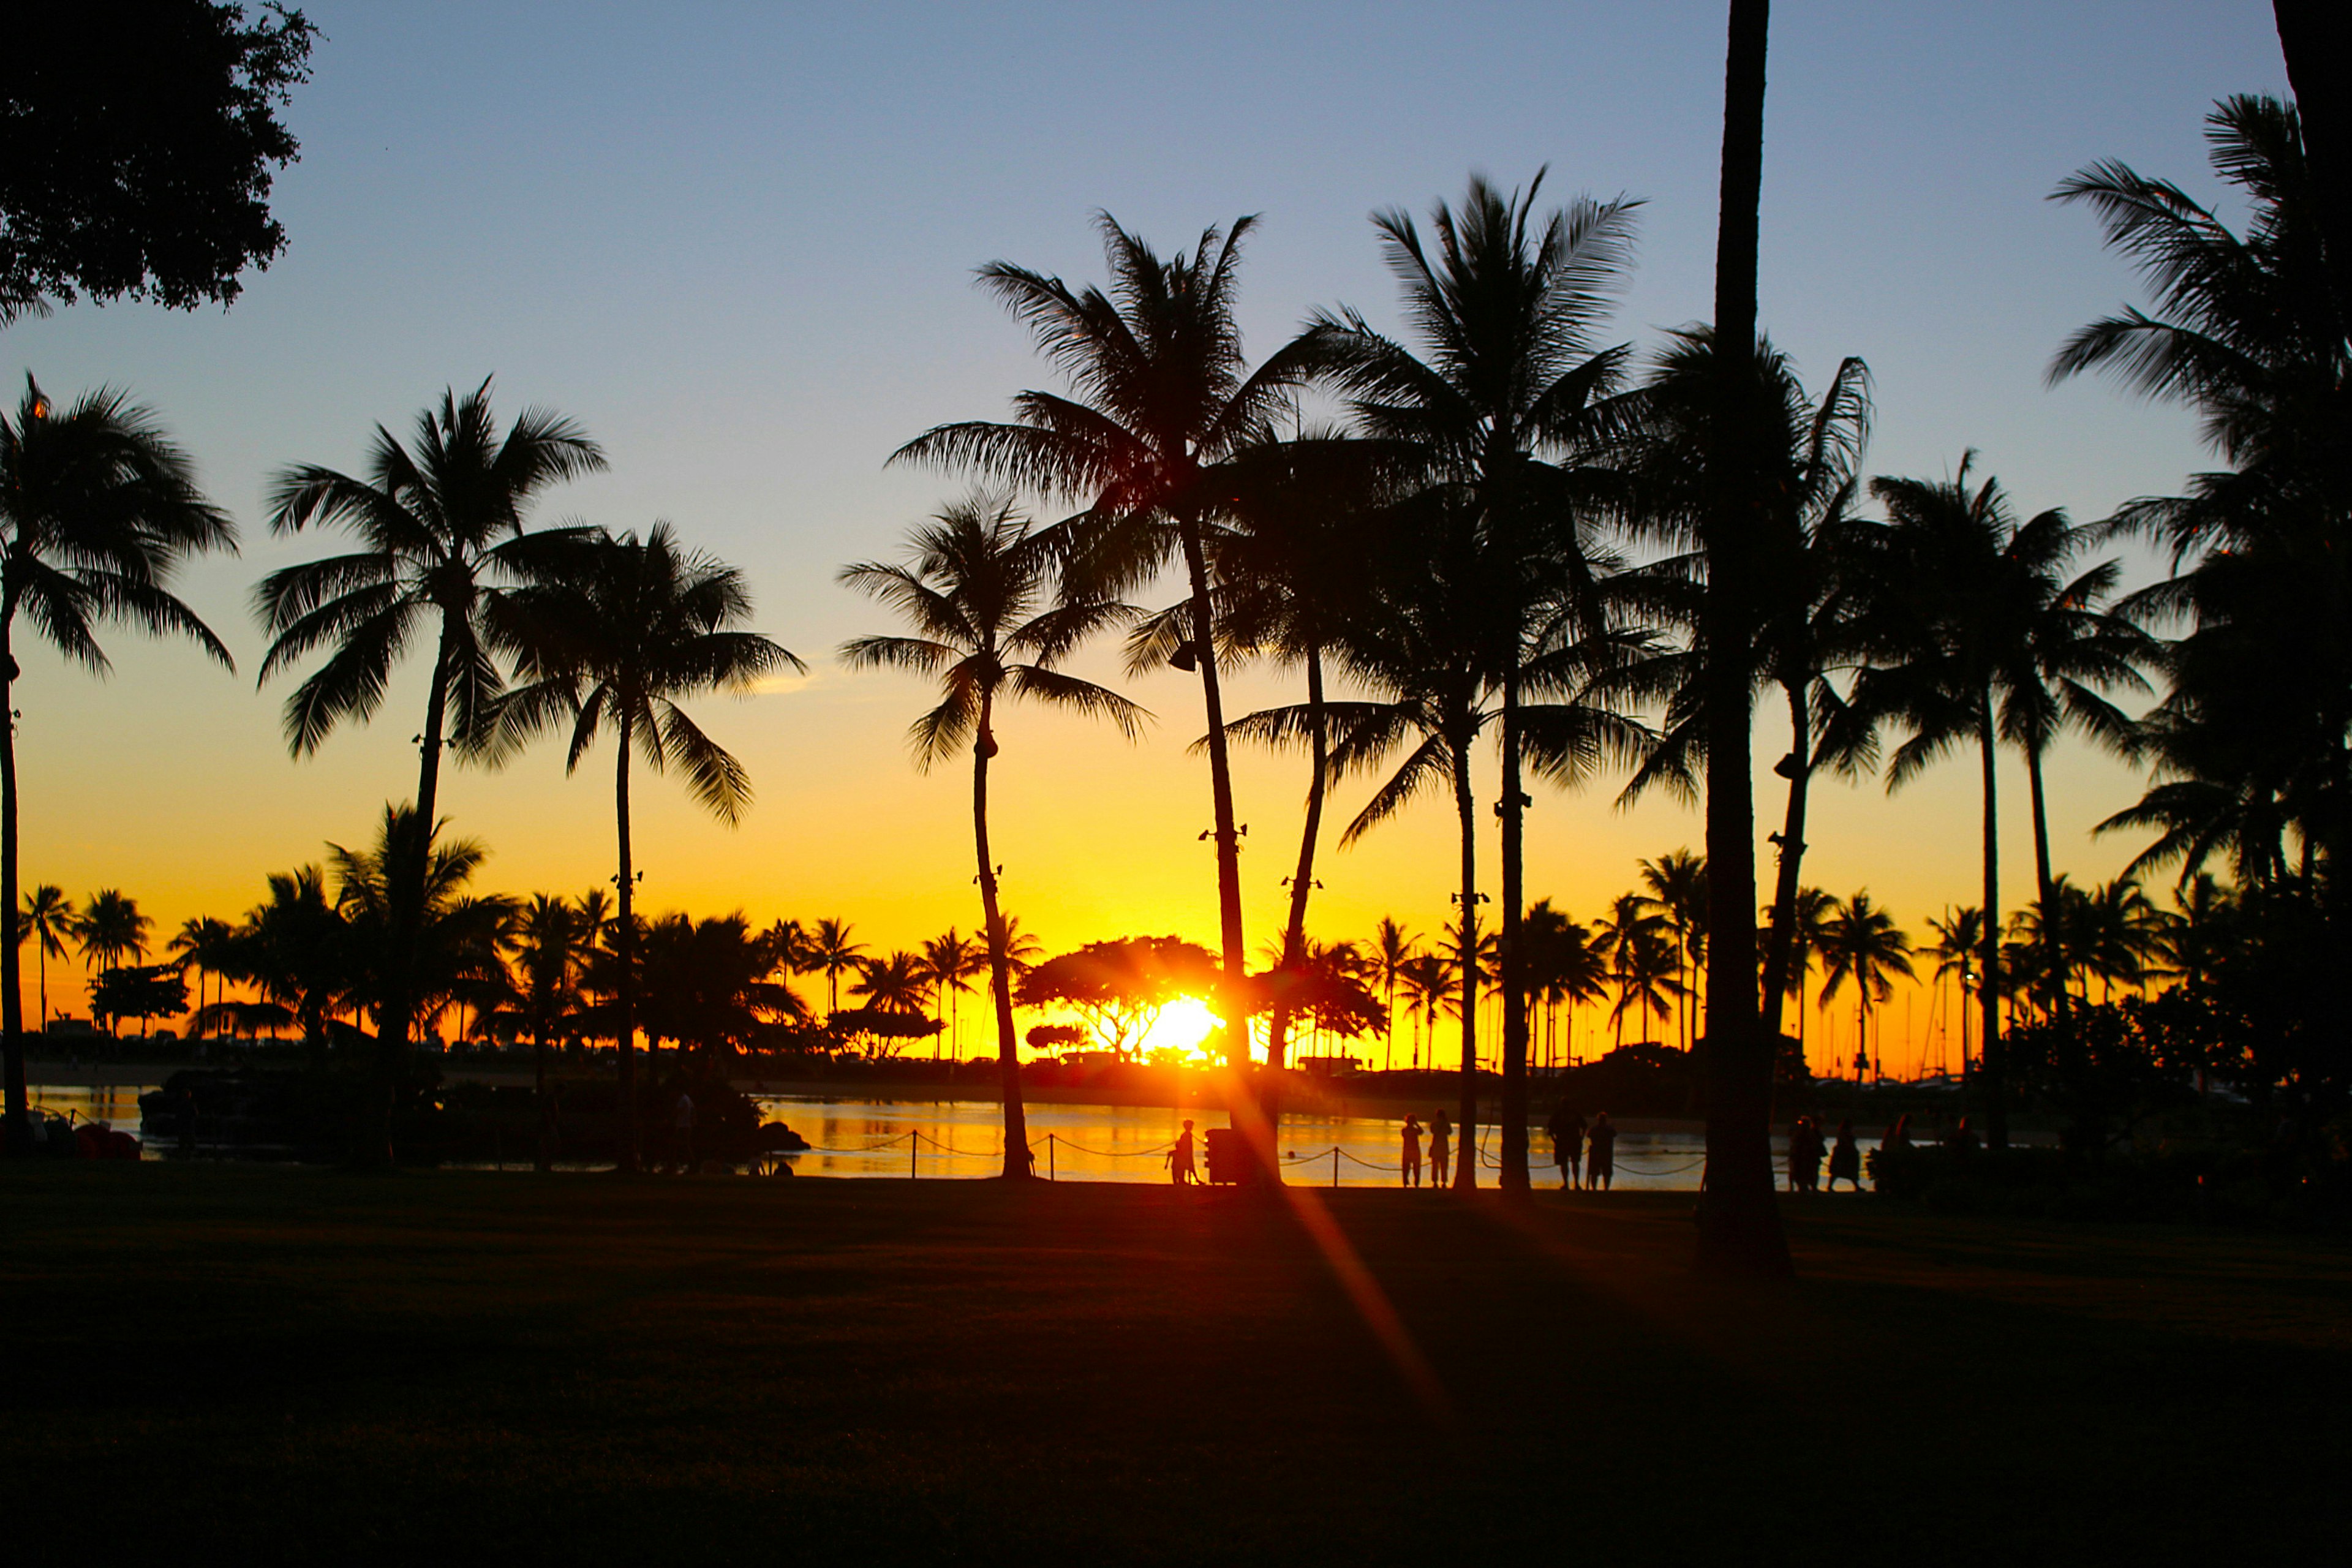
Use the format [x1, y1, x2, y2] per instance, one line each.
[1637, 850, 1708, 1050]
[1523, 898, 1605, 1069]
[918, 928, 983, 1059]
[2152, 875, 2235, 996]
[1819, 892, 1915, 1079]
[851, 951, 931, 1018]
[258, 382, 603, 1066]
[1398, 952, 1451, 1070]
[1842, 458, 2083, 1147]
[841, 494, 1144, 1177]
[194, 866, 349, 1055]
[73, 888, 151, 979]
[1607, 925, 1684, 1047]
[2052, 96, 2350, 884]
[1923, 905, 1986, 1074]
[1295, 171, 1640, 1194]
[167, 916, 236, 1041]
[892, 216, 1315, 1076]
[798, 919, 865, 1017]
[489, 522, 799, 1170]
[507, 892, 586, 1169]
[1, 376, 235, 1145]
[20, 884, 74, 1030]
[1367, 917, 1418, 1072]
[329, 805, 517, 1055]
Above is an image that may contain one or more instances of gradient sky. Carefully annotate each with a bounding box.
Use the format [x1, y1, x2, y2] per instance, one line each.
[3, 2, 2291, 1073]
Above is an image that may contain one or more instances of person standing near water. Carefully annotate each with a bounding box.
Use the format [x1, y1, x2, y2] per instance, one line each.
[1547, 1102, 1586, 1189]
[1400, 1115, 1423, 1187]
[1826, 1118, 1863, 1191]
[1428, 1109, 1453, 1187]
[1167, 1119, 1199, 1186]
[1586, 1111, 1618, 1191]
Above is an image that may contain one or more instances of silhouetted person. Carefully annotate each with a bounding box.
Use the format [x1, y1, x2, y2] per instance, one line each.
[1825, 1118, 1861, 1192]
[1880, 1112, 1912, 1154]
[1428, 1109, 1452, 1187]
[1586, 1112, 1618, 1191]
[1548, 1102, 1586, 1189]
[1401, 1114, 1423, 1187]
[1167, 1119, 1199, 1186]
[1787, 1115, 1820, 1193]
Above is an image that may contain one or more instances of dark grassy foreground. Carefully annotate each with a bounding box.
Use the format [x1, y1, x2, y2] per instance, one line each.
[3, 1168, 2344, 1564]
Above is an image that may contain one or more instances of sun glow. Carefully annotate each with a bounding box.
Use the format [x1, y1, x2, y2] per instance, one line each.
[1140, 997, 1219, 1060]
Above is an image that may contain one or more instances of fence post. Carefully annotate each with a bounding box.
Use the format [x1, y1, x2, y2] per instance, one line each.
[1332, 1147, 1340, 1188]
[911, 1132, 918, 1179]
[1049, 1134, 1057, 1182]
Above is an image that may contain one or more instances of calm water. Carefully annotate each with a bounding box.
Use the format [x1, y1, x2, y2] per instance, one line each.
[28, 1082, 1723, 1188]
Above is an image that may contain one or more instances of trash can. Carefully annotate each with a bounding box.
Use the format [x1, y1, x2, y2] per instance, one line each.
[1204, 1127, 1248, 1185]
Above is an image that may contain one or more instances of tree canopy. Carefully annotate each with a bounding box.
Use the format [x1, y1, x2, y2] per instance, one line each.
[1, 2, 317, 320]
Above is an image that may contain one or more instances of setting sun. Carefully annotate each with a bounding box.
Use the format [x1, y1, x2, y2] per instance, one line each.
[1139, 997, 1219, 1060]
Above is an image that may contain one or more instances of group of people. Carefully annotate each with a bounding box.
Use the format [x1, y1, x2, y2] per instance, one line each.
[1398, 1110, 1450, 1186]
[1544, 1104, 1619, 1191]
[1784, 1114, 1861, 1193]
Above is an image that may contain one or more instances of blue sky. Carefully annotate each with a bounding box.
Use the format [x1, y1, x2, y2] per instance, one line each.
[0, 1, 2294, 1065]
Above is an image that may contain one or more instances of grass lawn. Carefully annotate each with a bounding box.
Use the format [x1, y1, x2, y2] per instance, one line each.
[3, 1166, 2343, 1564]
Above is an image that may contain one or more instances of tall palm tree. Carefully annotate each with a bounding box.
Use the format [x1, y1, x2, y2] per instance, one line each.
[1398, 952, 1451, 1070]
[1, 376, 235, 1147]
[918, 928, 982, 1059]
[329, 805, 518, 1060]
[1296, 171, 1640, 1194]
[1524, 898, 1607, 1068]
[508, 892, 586, 1169]
[200, 866, 349, 1057]
[841, 494, 1144, 1177]
[258, 381, 603, 1069]
[801, 919, 865, 1018]
[1638, 850, 1709, 1051]
[20, 884, 73, 1030]
[74, 888, 151, 978]
[167, 916, 236, 1042]
[1368, 916, 1417, 1072]
[490, 522, 798, 1170]
[1608, 924, 1685, 1048]
[893, 216, 1314, 1081]
[851, 951, 930, 1017]
[1819, 891, 1915, 1079]
[1845, 457, 2087, 1145]
[1689, 0, 1790, 1273]
[2153, 875, 2234, 997]
[2052, 96, 2350, 884]
[1924, 905, 1985, 1075]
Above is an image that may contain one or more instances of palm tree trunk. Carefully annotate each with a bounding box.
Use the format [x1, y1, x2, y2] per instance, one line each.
[534, 1019, 552, 1172]
[2024, 737, 2074, 1029]
[2274, 1, 2352, 333]
[1177, 523, 1251, 1074]
[1761, 680, 1812, 1041]
[1, 622, 27, 1155]
[1498, 666, 1531, 1196]
[1976, 700, 2007, 1149]
[973, 690, 1031, 1178]
[1450, 728, 1479, 1191]
[1694, 0, 1790, 1276]
[1267, 646, 1330, 1079]
[614, 712, 641, 1172]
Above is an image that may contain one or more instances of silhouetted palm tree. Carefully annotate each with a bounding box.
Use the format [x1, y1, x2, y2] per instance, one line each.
[893, 216, 1313, 1076]
[1819, 892, 1913, 1079]
[1523, 898, 1605, 1068]
[508, 892, 586, 1168]
[851, 951, 930, 1017]
[800, 918, 865, 1017]
[1368, 916, 1417, 1072]
[73, 888, 151, 980]
[167, 916, 236, 1041]
[842, 494, 1143, 1177]
[1638, 850, 1708, 1050]
[1924, 905, 1985, 1074]
[1844, 457, 2085, 1145]
[259, 381, 602, 1068]
[1398, 952, 1451, 1070]
[491, 522, 797, 1170]
[330, 805, 516, 1058]
[1297, 170, 1640, 1194]
[198, 866, 349, 1055]
[1, 375, 234, 1144]
[20, 884, 73, 1031]
[2052, 96, 2350, 883]
[918, 928, 982, 1059]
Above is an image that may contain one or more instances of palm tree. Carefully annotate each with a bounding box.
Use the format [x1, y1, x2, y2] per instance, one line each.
[1523, 899, 1606, 1069]
[1, 376, 235, 1146]
[851, 951, 930, 1017]
[74, 888, 151, 980]
[1296, 172, 1640, 1194]
[1398, 952, 1451, 1070]
[893, 216, 1314, 1079]
[1608, 925, 1685, 1047]
[2052, 96, 2349, 884]
[2153, 875, 2234, 997]
[1368, 917, 1417, 1072]
[197, 866, 349, 1056]
[1688, 0, 1789, 1273]
[1924, 906, 1986, 1075]
[1638, 850, 1708, 1051]
[508, 892, 586, 1169]
[918, 928, 982, 1059]
[490, 522, 798, 1170]
[1844, 457, 2091, 1145]
[329, 805, 517, 1060]
[20, 884, 73, 1031]
[801, 919, 866, 1019]
[1819, 892, 1915, 1079]
[842, 495, 1143, 1175]
[167, 916, 236, 1042]
[258, 381, 603, 1068]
